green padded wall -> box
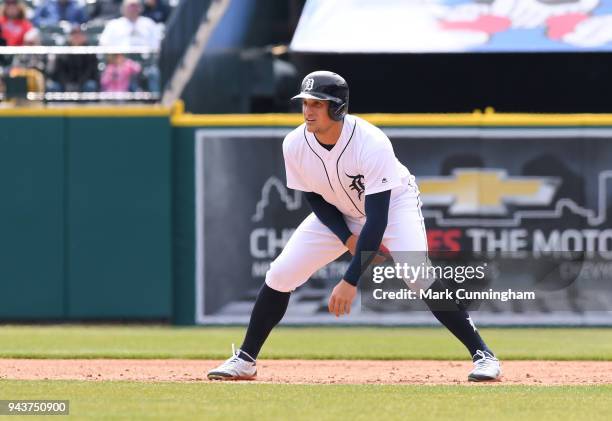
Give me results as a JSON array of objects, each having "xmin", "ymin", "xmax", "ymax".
[
  {"xmin": 0, "ymin": 117, "xmax": 65, "ymax": 319},
  {"xmin": 0, "ymin": 114, "xmax": 172, "ymax": 320}
]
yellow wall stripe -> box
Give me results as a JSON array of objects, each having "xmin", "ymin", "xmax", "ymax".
[
  {"xmin": 170, "ymin": 113, "xmax": 303, "ymax": 126},
  {"xmin": 3, "ymin": 103, "xmax": 612, "ymax": 126},
  {"xmin": 171, "ymin": 111, "xmax": 612, "ymax": 127}
]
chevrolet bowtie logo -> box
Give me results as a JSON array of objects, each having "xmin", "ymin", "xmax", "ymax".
[{"xmin": 419, "ymin": 169, "xmax": 560, "ymax": 215}]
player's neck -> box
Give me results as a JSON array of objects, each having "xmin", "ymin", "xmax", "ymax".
[{"xmin": 315, "ymin": 121, "xmax": 343, "ymax": 145}]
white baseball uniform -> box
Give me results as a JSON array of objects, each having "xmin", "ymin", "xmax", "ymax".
[{"xmin": 265, "ymin": 114, "xmax": 429, "ymax": 292}]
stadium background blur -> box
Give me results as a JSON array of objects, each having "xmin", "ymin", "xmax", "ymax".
[{"xmin": 3, "ymin": 0, "xmax": 612, "ymax": 112}]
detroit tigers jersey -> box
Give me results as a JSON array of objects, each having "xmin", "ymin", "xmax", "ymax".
[{"xmin": 283, "ymin": 114, "xmax": 418, "ymax": 219}]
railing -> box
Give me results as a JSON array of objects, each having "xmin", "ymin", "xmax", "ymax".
[
  {"xmin": 0, "ymin": 46, "xmax": 161, "ymax": 104},
  {"xmin": 0, "ymin": 46, "xmax": 158, "ymax": 54}
]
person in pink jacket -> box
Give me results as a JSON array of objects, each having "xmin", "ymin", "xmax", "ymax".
[{"xmin": 100, "ymin": 54, "xmax": 141, "ymax": 92}]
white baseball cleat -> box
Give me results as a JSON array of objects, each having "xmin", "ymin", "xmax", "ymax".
[
  {"xmin": 468, "ymin": 350, "xmax": 502, "ymax": 382},
  {"xmin": 207, "ymin": 345, "xmax": 257, "ymax": 381}
]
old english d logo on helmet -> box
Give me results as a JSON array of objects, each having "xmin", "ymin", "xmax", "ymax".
[
  {"xmin": 291, "ymin": 70, "xmax": 349, "ymax": 121},
  {"xmin": 304, "ymin": 78, "xmax": 315, "ymax": 91}
]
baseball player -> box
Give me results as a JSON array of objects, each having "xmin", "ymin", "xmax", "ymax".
[{"xmin": 207, "ymin": 71, "xmax": 501, "ymax": 382}]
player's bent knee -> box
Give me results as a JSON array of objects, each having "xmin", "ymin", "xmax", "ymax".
[{"xmin": 265, "ymin": 261, "xmax": 305, "ymax": 293}]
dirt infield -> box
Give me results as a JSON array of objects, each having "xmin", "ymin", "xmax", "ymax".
[{"xmin": 1, "ymin": 359, "xmax": 612, "ymax": 385}]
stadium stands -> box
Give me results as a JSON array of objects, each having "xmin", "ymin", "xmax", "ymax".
[{"xmin": 0, "ymin": 0, "xmax": 175, "ymax": 103}]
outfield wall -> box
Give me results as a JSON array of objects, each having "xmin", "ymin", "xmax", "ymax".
[
  {"xmin": 2, "ymin": 107, "xmax": 612, "ymax": 324},
  {"xmin": 0, "ymin": 107, "xmax": 172, "ymax": 320}
]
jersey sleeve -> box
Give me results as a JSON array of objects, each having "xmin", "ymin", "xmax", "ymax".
[
  {"xmin": 283, "ymin": 139, "xmax": 311, "ymax": 192},
  {"xmin": 363, "ymin": 144, "xmax": 401, "ymax": 195}
]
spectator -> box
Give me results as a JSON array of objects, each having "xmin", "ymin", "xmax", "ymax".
[
  {"xmin": 142, "ymin": 0, "xmax": 170, "ymax": 24},
  {"xmin": 100, "ymin": 53, "xmax": 141, "ymax": 92},
  {"xmin": 0, "ymin": 0, "xmax": 33, "ymax": 46},
  {"xmin": 99, "ymin": 0, "xmax": 160, "ymax": 49},
  {"xmin": 47, "ymin": 25, "xmax": 99, "ymax": 93},
  {"xmin": 32, "ymin": 0, "xmax": 88, "ymax": 27}
]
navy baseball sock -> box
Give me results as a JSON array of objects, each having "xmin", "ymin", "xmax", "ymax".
[
  {"xmin": 423, "ymin": 281, "xmax": 494, "ymax": 359},
  {"xmin": 239, "ymin": 283, "xmax": 291, "ymax": 361}
]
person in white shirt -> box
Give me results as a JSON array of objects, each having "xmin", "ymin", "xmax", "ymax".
[
  {"xmin": 207, "ymin": 71, "xmax": 502, "ymax": 383},
  {"xmin": 99, "ymin": 0, "xmax": 160, "ymax": 49}
]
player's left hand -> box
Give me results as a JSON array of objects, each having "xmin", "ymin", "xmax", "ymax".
[{"xmin": 328, "ymin": 280, "xmax": 357, "ymax": 318}]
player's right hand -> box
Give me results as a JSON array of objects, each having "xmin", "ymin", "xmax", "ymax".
[{"xmin": 328, "ymin": 280, "xmax": 357, "ymax": 317}]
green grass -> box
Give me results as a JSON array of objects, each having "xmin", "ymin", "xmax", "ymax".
[
  {"xmin": 1, "ymin": 326, "xmax": 612, "ymax": 360},
  {"xmin": 0, "ymin": 381, "xmax": 611, "ymax": 420}
]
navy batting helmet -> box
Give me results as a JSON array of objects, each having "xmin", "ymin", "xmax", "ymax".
[{"xmin": 291, "ymin": 71, "xmax": 349, "ymax": 121}]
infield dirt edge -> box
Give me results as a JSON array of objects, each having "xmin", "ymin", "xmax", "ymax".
[{"xmin": 1, "ymin": 359, "xmax": 611, "ymax": 386}]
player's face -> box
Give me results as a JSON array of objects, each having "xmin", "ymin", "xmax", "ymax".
[{"xmin": 302, "ymin": 99, "xmax": 335, "ymax": 133}]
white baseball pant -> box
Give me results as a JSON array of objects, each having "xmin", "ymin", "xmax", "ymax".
[{"xmin": 265, "ymin": 193, "xmax": 430, "ymax": 292}]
